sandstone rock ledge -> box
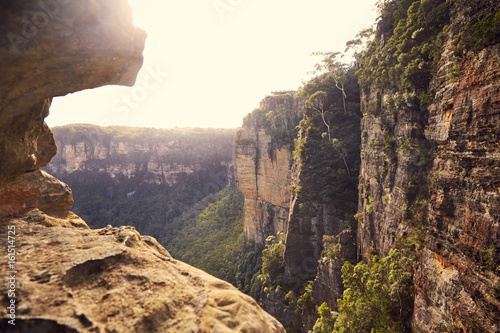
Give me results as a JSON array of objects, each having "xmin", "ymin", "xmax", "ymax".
[
  {"xmin": 0, "ymin": 0, "xmax": 284, "ymax": 330},
  {"xmin": 0, "ymin": 212, "xmax": 285, "ymax": 333}
]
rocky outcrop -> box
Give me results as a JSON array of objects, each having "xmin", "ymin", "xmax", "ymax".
[
  {"xmin": 356, "ymin": 87, "xmax": 430, "ymax": 259},
  {"xmin": 234, "ymin": 92, "xmax": 297, "ymax": 244},
  {"xmin": 0, "ymin": 214, "xmax": 284, "ymax": 333},
  {"xmin": 234, "ymin": 127, "xmax": 291, "ymax": 243},
  {"xmin": 311, "ymin": 230, "xmax": 356, "ymax": 312},
  {"xmin": 284, "ymin": 166, "xmax": 352, "ymax": 281},
  {"xmin": 0, "ymin": 0, "xmax": 284, "ymax": 332},
  {"xmin": 0, "ymin": 0, "xmax": 146, "ymax": 183},
  {"xmin": 0, "ymin": 170, "xmax": 72, "ymax": 217}
]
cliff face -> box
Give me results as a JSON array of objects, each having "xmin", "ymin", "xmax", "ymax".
[
  {"xmin": 234, "ymin": 93, "xmax": 298, "ymax": 243},
  {"xmin": 356, "ymin": 0, "xmax": 500, "ymax": 331},
  {"xmin": 46, "ymin": 125, "xmax": 234, "ymax": 185},
  {"xmin": 233, "ymin": 1, "xmax": 499, "ymax": 331},
  {"xmin": 234, "ymin": 127, "xmax": 291, "ymax": 243},
  {"xmin": 0, "ymin": 1, "xmax": 284, "ymax": 332},
  {"xmin": 413, "ymin": 2, "xmax": 500, "ymax": 331}
]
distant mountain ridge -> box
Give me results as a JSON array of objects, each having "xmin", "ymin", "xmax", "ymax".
[
  {"xmin": 43, "ymin": 124, "xmax": 237, "ymax": 238},
  {"xmin": 45, "ymin": 124, "xmax": 236, "ymax": 185}
]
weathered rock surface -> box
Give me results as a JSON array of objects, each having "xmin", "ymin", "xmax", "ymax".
[
  {"xmin": 0, "ymin": 168, "xmax": 88, "ymax": 228},
  {"xmin": 356, "ymin": 85, "xmax": 428, "ymax": 259},
  {"xmin": 0, "ymin": 0, "xmax": 284, "ymax": 331},
  {"xmin": 0, "ymin": 170, "xmax": 72, "ymax": 217},
  {"xmin": 0, "ymin": 0, "xmax": 146, "ymax": 183},
  {"xmin": 0, "ymin": 214, "xmax": 285, "ymax": 333},
  {"xmin": 413, "ymin": 3, "xmax": 500, "ymax": 331},
  {"xmin": 234, "ymin": 127, "xmax": 291, "ymax": 243},
  {"xmin": 311, "ymin": 230, "xmax": 356, "ymax": 312},
  {"xmin": 356, "ymin": 1, "xmax": 500, "ymax": 331}
]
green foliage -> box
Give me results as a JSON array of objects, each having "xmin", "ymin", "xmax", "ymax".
[
  {"xmin": 261, "ymin": 232, "xmax": 286, "ymax": 285},
  {"xmin": 293, "ymin": 71, "xmax": 361, "ymax": 209},
  {"xmin": 62, "ymin": 165, "xmax": 230, "ymax": 238},
  {"xmin": 242, "ymin": 92, "xmax": 301, "ymax": 149},
  {"xmin": 382, "ymin": 128, "xmax": 396, "ymax": 163},
  {"xmin": 454, "ymin": 10, "xmax": 500, "ymax": 54},
  {"xmin": 167, "ymin": 184, "xmax": 263, "ymax": 299},
  {"xmin": 322, "ymin": 235, "xmax": 342, "ymax": 260},
  {"xmin": 332, "ymin": 249, "xmax": 415, "ymax": 333},
  {"xmin": 357, "ymin": 0, "xmax": 450, "ymax": 95},
  {"xmin": 49, "ymin": 125, "xmax": 264, "ymax": 298},
  {"xmin": 310, "ymin": 303, "xmax": 337, "ymax": 333},
  {"xmin": 481, "ymin": 244, "xmax": 499, "ymax": 271},
  {"xmin": 430, "ymin": 167, "xmax": 443, "ymax": 183}
]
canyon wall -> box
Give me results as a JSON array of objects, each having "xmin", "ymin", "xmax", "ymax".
[
  {"xmin": 234, "ymin": 92, "xmax": 298, "ymax": 243},
  {"xmin": 233, "ymin": 1, "xmax": 499, "ymax": 331},
  {"xmin": 0, "ymin": 1, "xmax": 284, "ymax": 332},
  {"xmin": 234, "ymin": 127, "xmax": 291, "ymax": 243},
  {"xmin": 414, "ymin": 2, "xmax": 500, "ymax": 330},
  {"xmin": 356, "ymin": 0, "xmax": 500, "ymax": 331},
  {"xmin": 46, "ymin": 125, "xmax": 234, "ymax": 185}
]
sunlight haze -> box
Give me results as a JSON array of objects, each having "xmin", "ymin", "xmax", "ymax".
[{"xmin": 46, "ymin": 0, "xmax": 378, "ymax": 129}]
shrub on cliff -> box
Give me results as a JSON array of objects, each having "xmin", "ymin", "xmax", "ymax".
[
  {"xmin": 310, "ymin": 249, "xmax": 414, "ymax": 333},
  {"xmin": 356, "ymin": 0, "xmax": 449, "ymax": 103}
]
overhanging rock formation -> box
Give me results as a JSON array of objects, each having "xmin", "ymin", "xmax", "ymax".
[{"xmin": 0, "ymin": 1, "xmax": 285, "ymax": 332}]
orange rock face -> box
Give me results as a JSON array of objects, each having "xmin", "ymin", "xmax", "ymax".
[
  {"xmin": 234, "ymin": 127, "xmax": 291, "ymax": 243},
  {"xmin": 357, "ymin": 1, "xmax": 500, "ymax": 331}
]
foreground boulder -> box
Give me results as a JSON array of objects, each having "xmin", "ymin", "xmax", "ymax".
[{"xmin": 0, "ymin": 213, "xmax": 284, "ymax": 332}]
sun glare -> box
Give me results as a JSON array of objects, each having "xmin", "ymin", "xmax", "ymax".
[{"xmin": 46, "ymin": 0, "xmax": 377, "ymax": 129}]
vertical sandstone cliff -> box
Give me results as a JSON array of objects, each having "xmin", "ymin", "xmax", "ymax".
[
  {"xmin": 234, "ymin": 83, "xmax": 361, "ymax": 331},
  {"xmin": 356, "ymin": 0, "xmax": 500, "ymax": 331},
  {"xmin": 0, "ymin": 1, "xmax": 285, "ymax": 332},
  {"xmin": 233, "ymin": 1, "xmax": 499, "ymax": 331},
  {"xmin": 234, "ymin": 92, "xmax": 298, "ymax": 243},
  {"xmin": 414, "ymin": 2, "xmax": 500, "ymax": 331},
  {"xmin": 234, "ymin": 127, "xmax": 291, "ymax": 243}
]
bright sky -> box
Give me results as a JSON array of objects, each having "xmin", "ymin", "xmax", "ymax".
[{"xmin": 46, "ymin": 0, "xmax": 378, "ymax": 129}]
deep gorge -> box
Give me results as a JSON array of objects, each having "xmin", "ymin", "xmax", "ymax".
[{"xmin": 1, "ymin": 0, "xmax": 499, "ymax": 332}]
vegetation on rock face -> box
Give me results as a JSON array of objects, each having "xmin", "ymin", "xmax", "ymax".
[
  {"xmin": 293, "ymin": 69, "xmax": 361, "ymax": 214},
  {"xmin": 311, "ymin": 250, "xmax": 414, "ymax": 333},
  {"xmin": 356, "ymin": 0, "xmax": 449, "ymax": 107},
  {"xmin": 258, "ymin": 232, "xmax": 315, "ymax": 331},
  {"xmin": 242, "ymin": 92, "xmax": 301, "ymax": 149},
  {"xmin": 454, "ymin": 9, "xmax": 500, "ymax": 54}
]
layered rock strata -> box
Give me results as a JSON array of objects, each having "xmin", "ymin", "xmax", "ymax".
[
  {"xmin": 234, "ymin": 127, "xmax": 291, "ymax": 243},
  {"xmin": 356, "ymin": 1, "xmax": 500, "ymax": 331},
  {"xmin": 45, "ymin": 125, "xmax": 233, "ymax": 185},
  {"xmin": 413, "ymin": 3, "xmax": 500, "ymax": 331}
]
